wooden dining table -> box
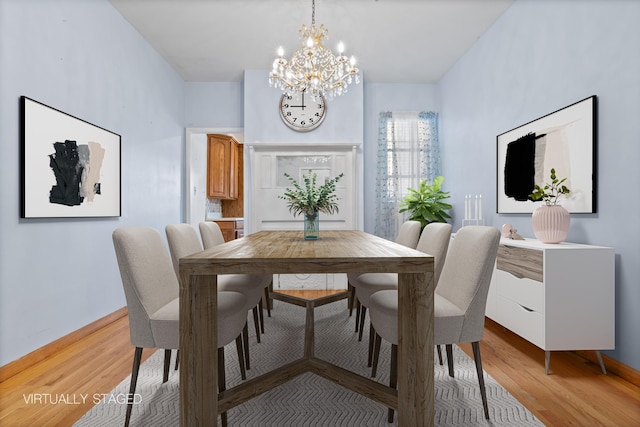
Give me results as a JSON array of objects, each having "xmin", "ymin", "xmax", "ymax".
[{"xmin": 178, "ymin": 230, "xmax": 435, "ymax": 426}]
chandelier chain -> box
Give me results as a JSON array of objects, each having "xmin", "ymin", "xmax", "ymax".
[{"xmin": 311, "ymin": 0, "xmax": 315, "ymax": 25}]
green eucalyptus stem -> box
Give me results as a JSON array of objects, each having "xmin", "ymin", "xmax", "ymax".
[{"xmin": 279, "ymin": 171, "xmax": 344, "ymax": 217}]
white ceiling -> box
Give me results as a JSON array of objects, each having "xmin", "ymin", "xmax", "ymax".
[{"xmin": 108, "ymin": 0, "xmax": 513, "ymax": 84}]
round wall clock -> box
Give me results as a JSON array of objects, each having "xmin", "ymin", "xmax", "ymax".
[{"xmin": 279, "ymin": 91, "xmax": 326, "ymax": 131}]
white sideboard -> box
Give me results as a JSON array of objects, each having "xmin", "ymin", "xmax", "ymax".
[{"xmin": 485, "ymin": 237, "xmax": 615, "ymax": 374}]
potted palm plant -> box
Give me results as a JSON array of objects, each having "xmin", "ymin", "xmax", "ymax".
[
  {"xmin": 529, "ymin": 168, "xmax": 571, "ymax": 243},
  {"xmin": 399, "ymin": 176, "xmax": 452, "ymax": 229},
  {"xmin": 280, "ymin": 170, "xmax": 344, "ymax": 239}
]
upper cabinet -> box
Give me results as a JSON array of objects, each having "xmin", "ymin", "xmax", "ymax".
[{"xmin": 207, "ymin": 134, "xmax": 238, "ymax": 200}]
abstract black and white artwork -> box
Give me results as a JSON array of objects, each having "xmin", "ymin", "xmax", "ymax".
[
  {"xmin": 497, "ymin": 96, "xmax": 596, "ymax": 214},
  {"xmin": 21, "ymin": 96, "xmax": 121, "ymax": 218}
]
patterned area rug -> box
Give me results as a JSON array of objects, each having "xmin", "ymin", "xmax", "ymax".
[{"xmin": 74, "ymin": 300, "xmax": 544, "ymax": 426}]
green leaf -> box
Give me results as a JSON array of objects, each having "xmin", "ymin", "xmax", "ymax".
[{"xmin": 398, "ymin": 176, "xmax": 451, "ymax": 228}]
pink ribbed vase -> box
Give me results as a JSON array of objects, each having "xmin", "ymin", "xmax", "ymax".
[{"xmin": 532, "ymin": 205, "xmax": 570, "ymax": 244}]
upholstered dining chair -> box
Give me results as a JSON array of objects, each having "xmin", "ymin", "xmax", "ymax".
[
  {"xmin": 199, "ymin": 220, "xmax": 226, "ymax": 248},
  {"xmin": 112, "ymin": 226, "xmax": 247, "ymax": 427},
  {"xmin": 356, "ymin": 222, "xmax": 452, "ymax": 367},
  {"xmin": 166, "ymin": 223, "xmax": 271, "ymax": 371},
  {"xmin": 367, "ymin": 225, "xmax": 501, "ymax": 421},
  {"xmin": 199, "ymin": 221, "xmax": 273, "ymax": 321},
  {"xmin": 346, "ymin": 220, "xmax": 422, "ymax": 331}
]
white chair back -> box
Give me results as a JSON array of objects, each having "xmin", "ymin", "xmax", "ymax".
[
  {"xmin": 199, "ymin": 221, "xmax": 226, "ymax": 249},
  {"xmin": 416, "ymin": 222, "xmax": 452, "ymax": 286},
  {"xmin": 395, "ymin": 220, "xmax": 421, "ymax": 248},
  {"xmin": 435, "ymin": 226, "xmax": 500, "ymax": 343},
  {"xmin": 165, "ymin": 223, "xmax": 203, "ymax": 282},
  {"xmin": 112, "ymin": 226, "xmax": 179, "ymax": 349}
]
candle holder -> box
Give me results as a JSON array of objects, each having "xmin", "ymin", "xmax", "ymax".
[{"xmin": 462, "ymin": 194, "xmax": 484, "ymax": 227}]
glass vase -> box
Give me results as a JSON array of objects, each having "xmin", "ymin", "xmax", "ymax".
[{"xmin": 304, "ymin": 212, "xmax": 319, "ymax": 240}]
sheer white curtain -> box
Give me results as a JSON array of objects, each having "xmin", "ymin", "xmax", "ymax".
[{"xmin": 374, "ymin": 111, "xmax": 440, "ymax": 240}]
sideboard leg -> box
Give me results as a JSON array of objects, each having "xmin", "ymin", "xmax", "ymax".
[
  {"xmin": 545, "ymin": 351, "xmax": 550, "ymax": 375},
  {"xmin": 596, "ymin": 350, "xmax": 607, "ymax": 374}
]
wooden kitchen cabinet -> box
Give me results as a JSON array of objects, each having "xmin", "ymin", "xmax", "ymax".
[
  {"xmin": 207, "ymin": 134, "xmax": 238, "ymax": 199},
  {"xmin": 212, "ymin": 219, "xmax": 244, "ymax": 242}
]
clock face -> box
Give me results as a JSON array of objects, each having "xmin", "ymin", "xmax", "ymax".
[{"xmin": 279, "ymin": 91, "xmax": 326, "ymax": 131}]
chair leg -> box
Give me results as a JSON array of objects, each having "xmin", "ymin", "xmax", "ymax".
[
  {"xmin": 358, "ymin": 305, "xmax": 367, "ymax": 341},
  {"xmin": 235, "ymin": 334, "xmax": 246, "ymax": 380},
  {"xmin": 242, "ymin": 322, "xmax": 250, "ymax": 370},
  {"xmin": 348, "ymin": 283, "xmax": 356, "ymax": 316},
  {"xmin": 163, "ymin": 349, "xmax": 171, "ymax": 383},
  {"xmin": 174, "ymin": 349, "xmax": 180, "ymax": 370},
  {"xmin": 124, "ymin": 347, "xmax": 143, "ymax": 427},
  {"xmin": 355, "ymin": 299, "xmax": 361, "ymax": 332},
  {"xmin": 252, "ymin": 306, "xmax": 261, "ymax": 343},
  {"xmin": 367, "ymin": 322, "xmax": 376, "ymax": 367},
  {"xmin": 446, "ymin": 344, "xmax": 455, "ymax": 377},
  {"xmin": 436, "ymin": 345, "xmax": 443, "ymax": 365},
  {"xmin": 388, "ymin": 344, "xmax": 398, "ymax": 423},
  {"xmin": 258, "ymin": 299, "xmax": 265, "ymax": 334},
  {"xmin": 472, "ymin": 341, "xmax": 490, "ymax": 420},
  {"xmin": 263, "ymin": 287, "xmax": 271, "ymax": 318},
  {"xmin": 218, "ymin": 347, "xmax": 228, "ymax": 427},
  {"xmin": 371, "ymin": 332, "xmax": 382, "ymax": 377}
]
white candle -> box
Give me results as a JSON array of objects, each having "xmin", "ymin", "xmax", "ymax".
[
  {"xmin": 478, "ymin": 194, "xmax": 483, "ymax": 221},
  {"xmin": 475, "ymin": 195, "xmax": 479, "ymax": 220},
  {"xmin": 465, "ymin": 195, "xmax": 469, "ymax": 220},
  {"xmin": 464, "ymin": 195, "xmax": 467, "ymax": 219}
]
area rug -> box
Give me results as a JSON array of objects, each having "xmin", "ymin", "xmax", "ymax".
[{"xmin": 74, "ymin": 300, "xmax": 544, "ymax": 426}]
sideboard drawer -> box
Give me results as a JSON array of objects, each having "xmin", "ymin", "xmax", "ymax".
[
  {"xmin": 496, "ymin": 294, "xmax": 544, "ymax": 348},
  {"xmin": 493, "ymin": 268, "xmax": 544, "ymax": 314},
  {"xmin": 496, "ymin": 244, "xmax": 543, "ymax": 282}
]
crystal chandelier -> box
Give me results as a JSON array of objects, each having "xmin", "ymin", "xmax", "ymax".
[{"xmin": 269, "ymin": 0, "xmax": 360, "ymax": 100}]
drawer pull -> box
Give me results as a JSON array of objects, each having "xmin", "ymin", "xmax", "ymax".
[
  {"xmin": 518, "ymin": 304, "xmax": 534, "ymax": 313},
  {"xmin": 508, "ymin": 271, "xmax": 525, "ymax": 280}
]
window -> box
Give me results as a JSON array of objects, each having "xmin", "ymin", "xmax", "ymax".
[{"xmin": 374, "ymin": 111, "xmax": 441, "ymax": 240}]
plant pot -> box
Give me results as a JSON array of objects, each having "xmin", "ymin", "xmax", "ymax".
[
  {"xmin": 304, "ymin": 212, "xmax": 319, "ymax": 240},
  {"xmin": 532, "ymin": 204, "xmax": 570, "ymax": 244}
]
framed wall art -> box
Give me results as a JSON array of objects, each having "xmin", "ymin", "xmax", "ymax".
[
  {"xmin": 20, "ymin": 96, "xmax": 121, "ymax": 218},
  {"xmin": 496, "ymin": 95, "xmax": 597, "ymax": 214}
]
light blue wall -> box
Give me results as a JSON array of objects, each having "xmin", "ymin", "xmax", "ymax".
[
  {"xmin": 439, "ymin": 0, "xmax": 640, "ymax": 369},
  {"xmin": 243, "ymin": 70, "xmax": 364, "ymax": 144},
  {"xmin": 185, "ymin": 82, "xmax": 243, "ymax": 128},
  {"xmin": 0, "ymin": 0, "xmax": 185, "ymax": 365},
  {"xmin": 362, "ymin": 83, "xmax": 440, "ymax": 233}
]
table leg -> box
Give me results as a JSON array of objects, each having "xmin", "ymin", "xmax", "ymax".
[
  {"xmin": 397, "ymin": 271, "xmax": 434, "ymax": 427},
  {"xmin": 180, "ymin": 274, "xmax": 219, "ymax": 426},
  {"xmin": 304, "ymin": 301, "xmax": 315, "ymax": 358}
]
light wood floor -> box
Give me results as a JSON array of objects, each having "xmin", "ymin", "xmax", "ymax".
[{"xmin": 1, "ymin": 293, "xmax": 639, "ymax": 426}]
